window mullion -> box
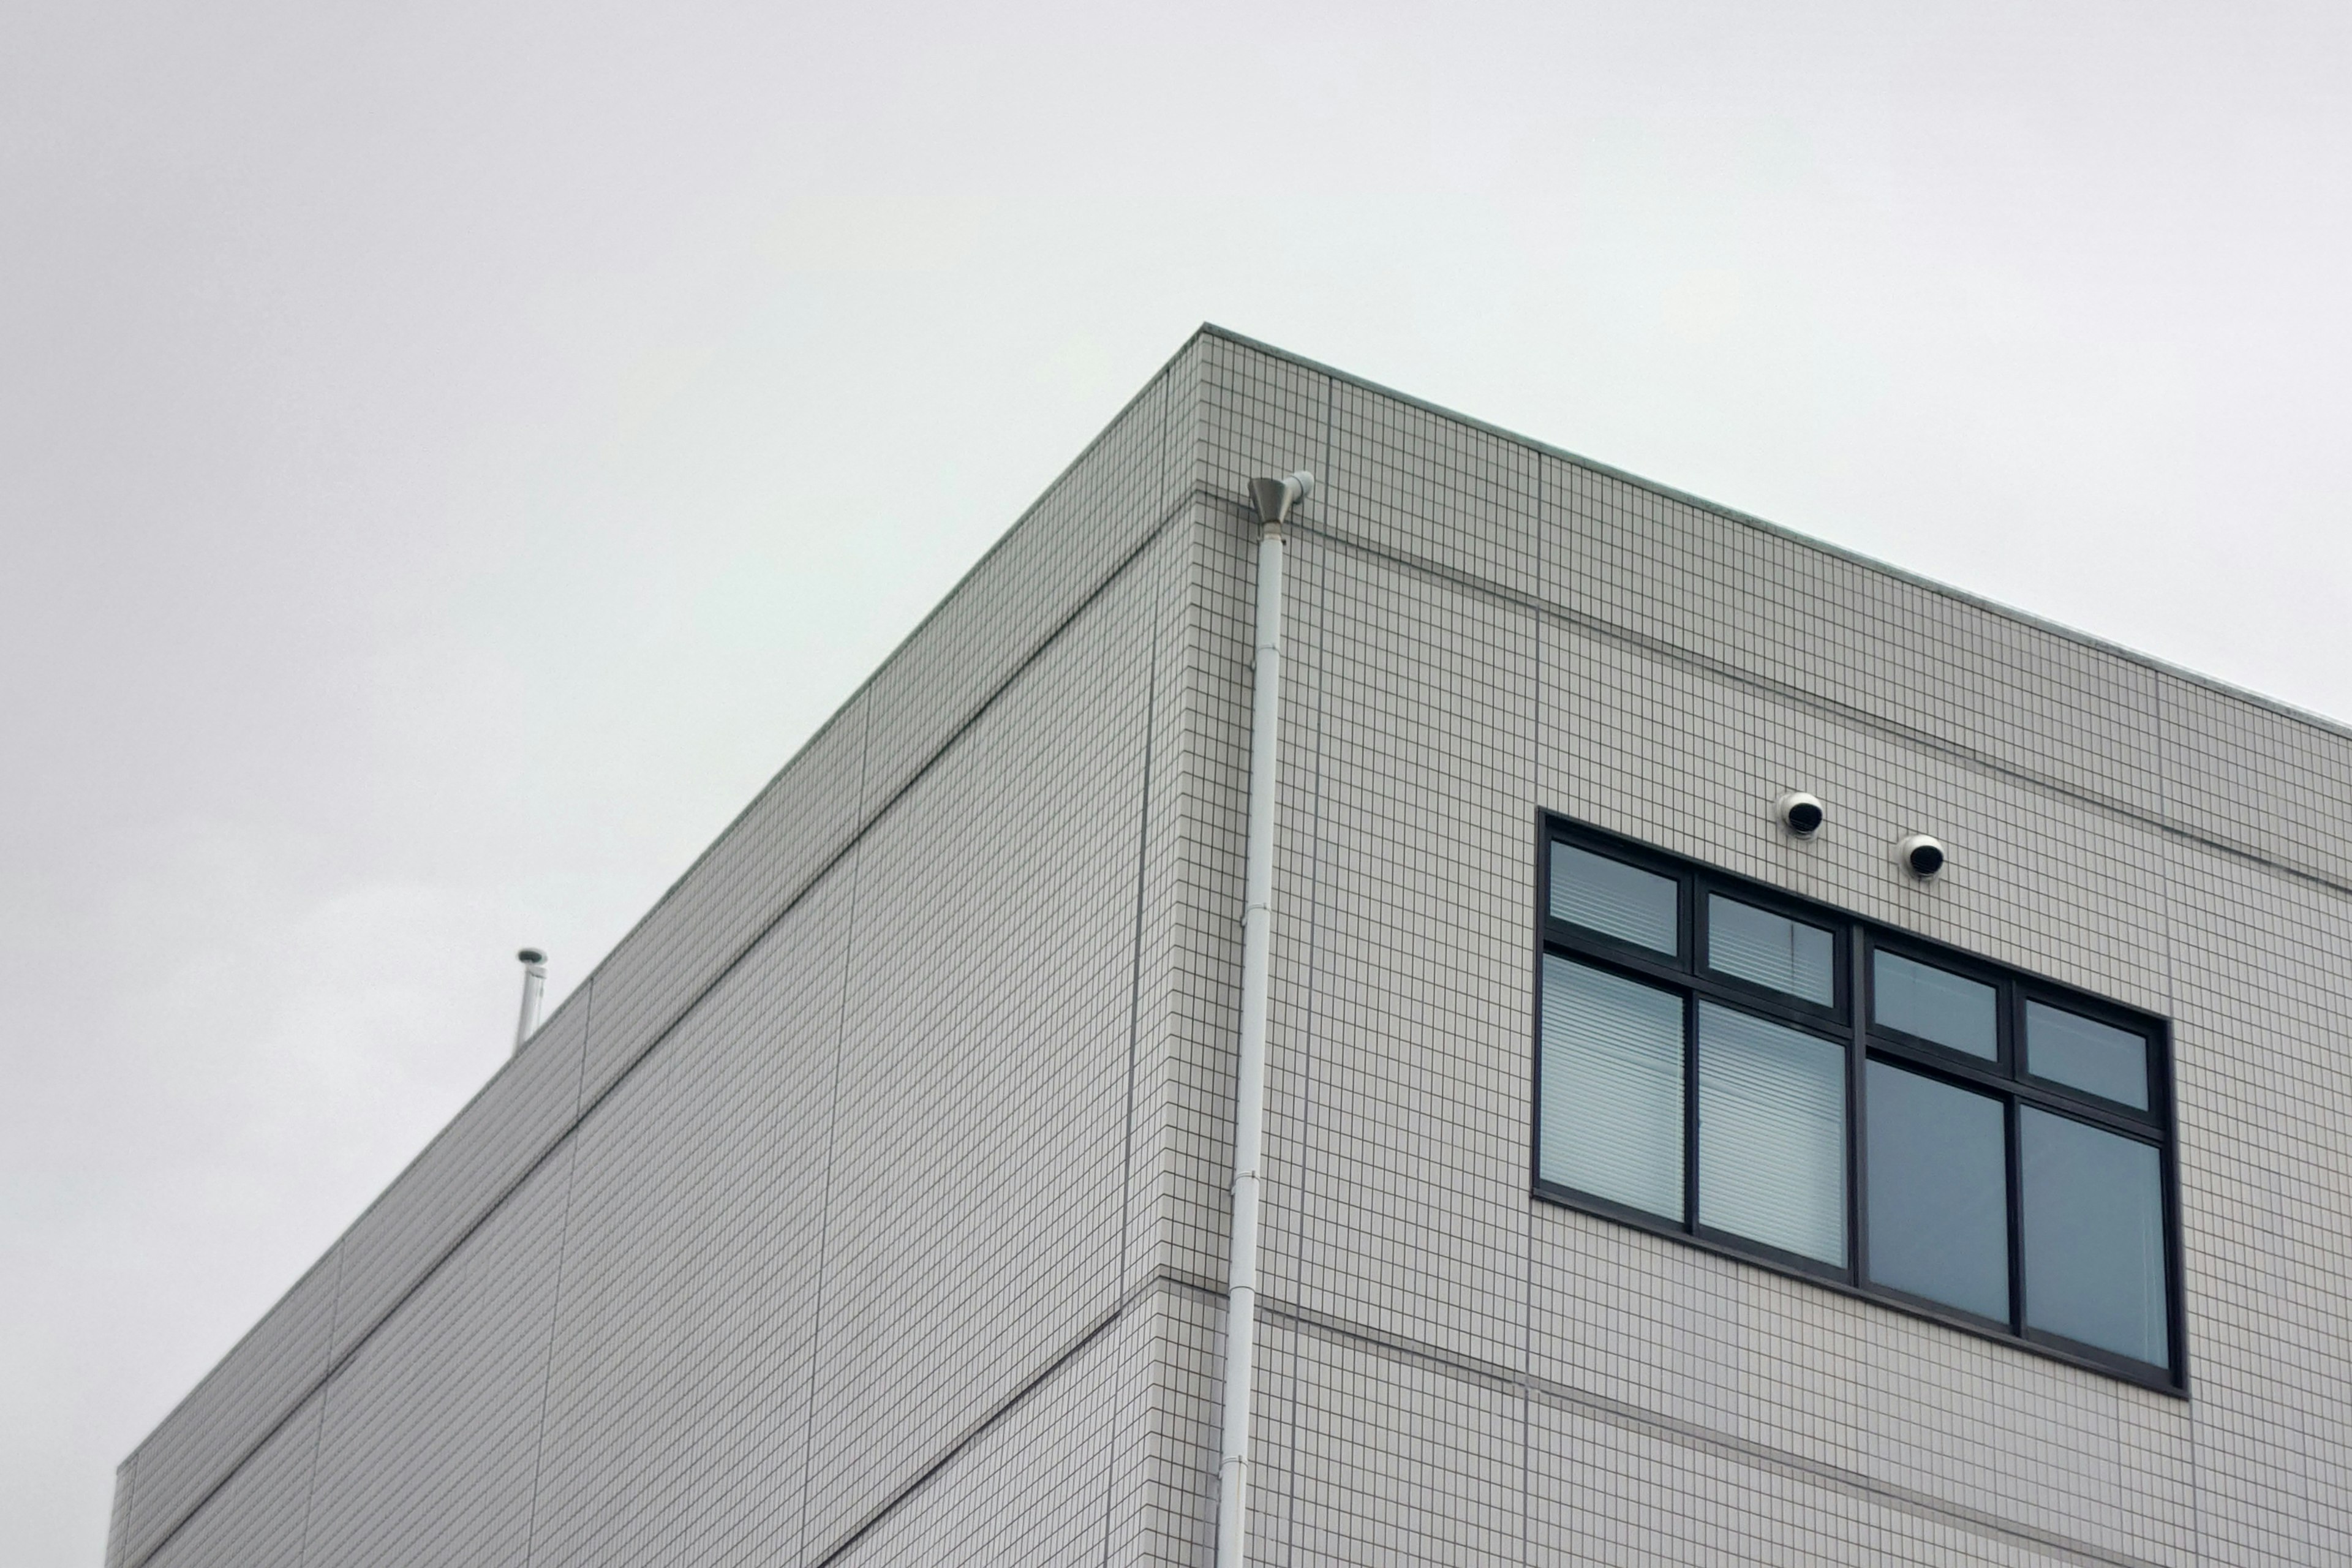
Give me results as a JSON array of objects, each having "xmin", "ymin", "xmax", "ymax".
[
  {"xmin": 1536, "ymin": 813, "xmax": 2179, "ymax": 1389},
  {"xmin": 2005, "ymin": 1096, "xmax": 2026, "ymax": 1334},
  {"xmin": 1682, "ymin": 990, "xmax": 1700, "ymax": 1235},
  {"xmin": 1848, "ymin": 923, "xmax": 1868, "ymax": 1286},
  {"xmin": 2007, "ymin": 1078, "xmax": 2165, "ymax": 1137}
]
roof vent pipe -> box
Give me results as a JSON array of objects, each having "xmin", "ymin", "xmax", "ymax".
[
  {"xmin": 1215, "ymin": 470, "xmax": 1312, "ymax": 1568},
  {"xmin": 513, "ymin": 948, "xmax": 547, "ymax": 1055}
]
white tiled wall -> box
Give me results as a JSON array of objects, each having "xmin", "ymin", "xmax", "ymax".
[
  {"xmin": 1190, "ymin": 329, "xmax": 2350, "ymax": 1567},
  {"xmin": 112, "ymin": 328, "xmax": 2352, "ymax": 1568}
]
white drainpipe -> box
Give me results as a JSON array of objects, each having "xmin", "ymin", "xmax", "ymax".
[{"xmin": 1215, "ymin": 471, "xmax": 1313, "ymax": 1568}]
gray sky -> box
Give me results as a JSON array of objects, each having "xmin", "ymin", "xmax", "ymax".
[{"xmin": 5, "ymin": 2, "xmax": 2348, "ymax": 1561}]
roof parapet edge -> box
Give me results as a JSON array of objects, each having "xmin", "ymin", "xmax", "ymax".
[{"xmin": 1196, "ymin": 322, "xmax": 2352, "ymax": 748}]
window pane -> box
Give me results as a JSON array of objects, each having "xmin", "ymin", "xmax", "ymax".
[
  {"xmin": 1550, "ymin": 842, "xmax": 1678, "ymax": 954},
  {"xmin": 2026, "ymin": 1003, "xmax": 2149, "ymax": 1110},
  {"xmin": 1864, "ymin": 1061, "xmax": 2009, "ymax": 1320},
  {"xmin": 1871, "ymin": 951, "xmax": 1997, "ymax": 1059},
  {"xmin": 1708, "ymin": 895, "xmax": 1836, "ymax": 1005},
  {"xmin": 1697, "ymin": 1004, "xmax": 1847, "ymax": 1264},
  {"xmin": 2021, "ymin": 1108, "xmax": 2169, "ymax": 1367},
  {"xmin": 1539, "ymin": 957, "xmax": 1685, "ymax": 1219}
]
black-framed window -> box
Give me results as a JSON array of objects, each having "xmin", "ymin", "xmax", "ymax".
[{"xmin": 1532, "ymin": 816, "xmax": 2184, "ymax": 1392}]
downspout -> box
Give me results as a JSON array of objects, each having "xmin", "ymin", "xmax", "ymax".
[{"xmin": 1216, "ymin": 470, "xmax": 1313, "ymax": 1568}]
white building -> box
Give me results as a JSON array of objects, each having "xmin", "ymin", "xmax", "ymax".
[{"xmin": 110, "ymin": 328, "xmax": 2346, "ymax": 1566}]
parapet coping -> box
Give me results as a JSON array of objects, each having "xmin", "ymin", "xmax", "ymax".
[{"xmin": 1196, "ymin": 321, "xmax": 2352, "ymax": 751}]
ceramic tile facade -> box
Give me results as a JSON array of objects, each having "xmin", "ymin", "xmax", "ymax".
[{"xmin": 111, "ymin": 328, "xmax": 2352, "ymax": 1567}]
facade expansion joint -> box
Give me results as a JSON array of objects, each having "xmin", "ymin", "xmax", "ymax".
[
  {"xmin": 1262, "ymin": 1291, "xmax": 2173, "ymax": 1568},
  {"xmin": 805, "ymin": 1266, "xmax": 1218, "ymax": 1568},
  {"xmin": 113, "ymin": 459, "xmax": 1223, "ymax": 1568}
]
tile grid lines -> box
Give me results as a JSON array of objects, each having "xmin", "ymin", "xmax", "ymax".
[
  {"xmin": 287, "ymin": 1229, "xmax": 343, "ymax": 1568},
  {"xmin": 1260, "ymin": 1294, "xmax": 2170, "ymax": 1568},
  {"xmin": 788, "ymin": 696, "xmax": 878, "ymax": 1566},
  {"xmin": 536, "ymin": 489, "xmax": 1164, "ymax": 1558},
  {"xmin": 115, "ymin": 478, "xmax": 1208, "ymax": 1568},
  {"xmin": 787, "ymin": 457, "xmax": 1176, "ymax": 1537},
  {"xmin": 543, "ymin": 347, "xmax": 1194, "ymax": 1039},
  {"xmin": 511, "ymin": 979, "xmax": 593, "ymax": 1568},
  {"xmin": 1093, "ymin": 428, "xmax": 1175, "ymax": 1568},
  {"xmin": 1274, "ymin": 375, "xmax": 1339, "ymax": 1568},
  {"xmin": 1191, "ymin": 325, "xmax": 2352, "ymax": 759},
  {"xmin": 671, "ymin": 424, "xmax": 1177, "ymax": 1553},
  {"xmin": 514, "ymin": 1142, "xmax": 582, "ymax": 1564},
  {"xmin": 120, "ymin": 331, "xmax": 2352, "ymax": 1565},
  {"xmin": 105, "ymin": 1460, "xmax": 130, "ymax": 1568},
  {"xmin": 1289, "ymin": 516, "xmax": 2352, "ymax": 913},
  {"xmin": 1518, "ymin": 448, "xmax": 1544, "ymax": 1568},
  {"xmin": 288, "ymin": 1398, "xmax": 325, "ymax": 1568},
  {"xmin": 2151, "ymin": 636, "xmax": 2211, "ymax": 1567},
  {"xmin": 808, "ymin": 1265, "xmax": 1224, "ymax": 1568},
  {"xmin": 507, "ymin": 975, "xmax": 589, "ymax": 1568},
  {"xmin": 110, "ymin": 976, "xmax": 567, "ymax": 1563},
  {"xmin": 111, "ymin": 341, "xmax": 1198, "ymax": 1568},
  {"xmin": 1235, "ymin": 366, "xmax": 1550, "ymax": 1562},
  {"xmin": 1210, "ymin": 347, "xmax": 2222, "ymax": 1562},
  {"xmin": 567, "ymin": 977, "xmax": 593, "ymax": 1118}
]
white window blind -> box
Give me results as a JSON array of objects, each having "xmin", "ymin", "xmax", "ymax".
[
  {"xmin": 1539, "ymin": 956, "xmax": 1684, "ymax": 1220},
  {"xmin": 1697, "ymin": 1003, "xmax": 1847, "ymax": 1264}
]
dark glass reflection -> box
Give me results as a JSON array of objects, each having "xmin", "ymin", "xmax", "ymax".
[
  {"xmin": 1864, "ymin": 1061, "xmax": 2010, "ymax": 1321},
  {"xmin": 2022, "ymin": 1108, "xmax": 2169, "ymax": 1367},
  {"xmin": 2026, "ymin": 1002, "xmax": 2149, "ymax": 1110},
  {"xmin": 1872, "ymin": 951, "xmax": 1997, "ymax": 1059},
  {"xmin": 1550, "ymin": 842, "xmax": 1678, "ymax": 954},
  {"xmin": 1707, "ymin": 895, "xmax": 1836, "ymax": 1005}
]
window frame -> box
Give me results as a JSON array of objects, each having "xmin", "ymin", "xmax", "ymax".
[{"xmin": 1531, "ymin": 813, "xmax": 2186, "ymax": 1395}]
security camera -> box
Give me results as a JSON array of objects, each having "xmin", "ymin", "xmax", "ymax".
[
  {"xmin": 1774, "ymin": 792, "xmax": 1825, "ymax": 839},
  {"xmin": 1898, "ymin": 834, "xmax": 1946, "ymax": 879}
]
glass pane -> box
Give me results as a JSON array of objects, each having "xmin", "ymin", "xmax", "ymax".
[
  {"xmin": 1708, "ymin": 895, "xmax": 1836, "ymax": 1005},
  {"xmin": 1697, "ymin": 1004, "xmax": 1847, "ymax": 1264},
  {"xmin": 1864, "ymin": 1061, "xmax": 2010, "ymax": 1320},
  {"xmin": 1550, "ymin": 842, "xmax": 1678, "ymax": 954},
  {"xmin": 2021, "ymin": 1108, "xmax": 2169, "ymax": 1367},
  {"xmin": 1539, "ymin": 957, "xmax": 1686, "ymax": 1218},
  {"xmin": 2026, "ymin": 1002, "xmax": 2149, "ymax": 1110},
  {"xmin": 1871, "ymin": 951, "xmax": 1997, "ymax": 1059}
]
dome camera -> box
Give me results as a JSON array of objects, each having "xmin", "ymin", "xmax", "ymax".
[
  {"xmin": 1898, "ymin": 834, "xmax": 1946, "ymax": 880},
  {"xmin": 1774, "ymin": 792, "xmax": 1825, "ymax": 838}
]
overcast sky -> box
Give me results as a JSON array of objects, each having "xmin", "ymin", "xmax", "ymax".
[{"xmin": 6, "ymin": 2, "xmax": 2350, "ymax": 1561}]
